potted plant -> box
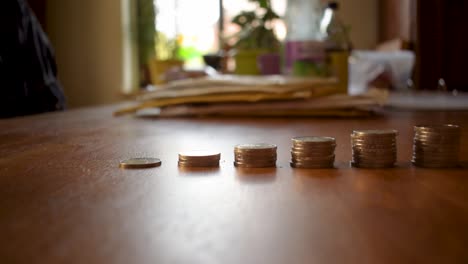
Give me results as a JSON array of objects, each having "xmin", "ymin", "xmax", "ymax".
[{"xmin": 230, "ymin": 0, "xmax": 281, "ymax": 75}]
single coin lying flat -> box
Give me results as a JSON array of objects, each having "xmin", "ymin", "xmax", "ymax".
[{"xmin": 119, "ymin": 158, "xmax": 162, "ymax": 169}]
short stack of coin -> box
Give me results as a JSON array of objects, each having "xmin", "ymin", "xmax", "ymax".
[
  {"xmin": 290, "ymin": 136, "xmax": 336, "ymax": 168},
  {"xmin": 412, "ymin": 124, "xmax": 460, "ymax": 168},
  {"xmin": 351, "ymin": 130, "xmax": 398, "ymax": 168},
  {"xmin": 234, "ymin": 143, "xmax": 277, "ymax": 168},
  {"xmin": 178, "ymin": 150, "xmax": 221, "ymax": 167}
]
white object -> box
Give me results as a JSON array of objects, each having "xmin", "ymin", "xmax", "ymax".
[{"xmin": 349, "ymin": 50, "xmax": 415, "ymax": 95}]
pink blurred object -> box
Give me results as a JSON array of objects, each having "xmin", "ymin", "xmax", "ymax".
[{"xmin": 257, "ymin": 53, "xmax": 281, "ymax": 75}]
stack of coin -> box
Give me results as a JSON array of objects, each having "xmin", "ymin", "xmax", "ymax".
[
  {"xmin": 234, "ymin": 143, "xmax": 277, "ymax": 168},
  {"xmin": 178, "ymin": 150, "xmax": 221, "ymax": 167},
  {"xmin": 351, "ymin": 130, "xmax": 398, "ymax": 168},
  {"xmin": 412, "ymin": 124, "xmax": 460, "ymax": 168},
  {"xmin": 290, "ymin": 136, "xmax": 336, "ymax": 168}
]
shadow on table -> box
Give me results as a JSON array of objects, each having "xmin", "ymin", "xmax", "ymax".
[
  {"xmin": 235, "ymin": 167, "xmax": 277, "ymax": 184},
  {"xmin": 177, "ymin": 166, "xmax": 220, "ymax": 177}
]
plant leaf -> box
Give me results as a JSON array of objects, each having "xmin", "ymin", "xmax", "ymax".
[
  {"xmin": 248, "ymin": 0, "xmax": 269, "ymax": 8},
  {"xmin": 231, "ymin": 11, "xmax": 256, "ymax": 27},
  {"xmin": 262, "ymin": 8, "xmax": 280, "ymax": 22}
]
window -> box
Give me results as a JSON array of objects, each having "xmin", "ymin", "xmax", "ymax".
[{"xmin": 153, "ymin": 0, "xmax": 286, "ymax": 69}]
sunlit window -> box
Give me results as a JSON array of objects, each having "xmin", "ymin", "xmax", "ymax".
[{"xmin": 153, "ymin": 0, "xmax": 286, "ymax": 69}]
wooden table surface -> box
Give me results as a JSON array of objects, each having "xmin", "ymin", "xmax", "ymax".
[{"xmin": 1, "ymin": 105, "xmax": 468, "ymax": 264}]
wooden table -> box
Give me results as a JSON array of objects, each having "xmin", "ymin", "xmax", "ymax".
[{"xmin": 1, "ymin": 105, "xmax": 468, "ymax": 264}]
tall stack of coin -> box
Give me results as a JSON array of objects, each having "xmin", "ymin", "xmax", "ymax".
[
  {"xmin": 351, "ymin": 130, "xmax": 398, "ymax": 168},
  {"xmin": 290, "ymin": 136, "xmax": 336, "ymax": 168},
  {"xmin": 412, "ymin": 124, "xmax": 460, "ymax": 168},
  {"xmin": 178, "ymin": 150, "xmax": 221, "ymax": 167},
  {"xmin": 234, "ymin": 143, "xmax": 277, "ymax": 168}
]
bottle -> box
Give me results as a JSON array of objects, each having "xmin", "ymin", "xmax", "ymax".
[
  {"xmin": 320, "ymin": 1, "xmax": 352, "ymax": 93},
  {"xmin": 284, "ymin": 0, "xmax": 328, "ymax": 77}
]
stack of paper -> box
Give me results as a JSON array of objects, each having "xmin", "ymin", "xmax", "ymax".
[{"xmin": 115, "ymin": 75, "xmax": 387, "ymax": 117}]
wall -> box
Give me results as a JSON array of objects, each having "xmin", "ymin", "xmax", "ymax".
[
  {"xmin": 46, "ymin": 0, "xmax": 130, "ymax": 108},
  {"xmin": 45, "ymin": 0, "xmax": 378, "ymax": 108},
  {"xmin": 336, "ymin": 0, "xmax": 379, "ymax": 49}
]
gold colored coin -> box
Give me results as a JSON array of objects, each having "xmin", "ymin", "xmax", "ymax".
[
  {"xmin": 178, "ymin": 150, "xmax": 221, "ymax": 160},
  {"xmin": 291, "ymin": 154, "xmax": 335, "ymax": 161},
  {"xmin": 350, "ymin": 161, "xmax": 395, "ymax": 169},
  {"xmin": 234, "ymin": 161, "xmax": 276, "ymax": 168},
  {"xmin": 119, "ymin": 158, "xmax": 162, "ymax": 169},
  {"xmin": 235, "ymin": 143, "xmax": 277, "ymax": 151},
  {"xmin": 290, "ymin": 162, "xmax": 334, "ymax": 169},
  {"xmin": 414, "ymin": 124, "xmax": 460, "ymax": 133},
  {"xmin": 178, "ymin": 160, "xmax": 219, "ymax": 168},
  {"xmin": 352, "ymin": 129, "xmax": 398, "ymax": 137}
]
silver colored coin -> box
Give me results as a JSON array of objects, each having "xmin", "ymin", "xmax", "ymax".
[{"xmin": 119, "ymin": 158, "xmax": 162, "ymax": 169}]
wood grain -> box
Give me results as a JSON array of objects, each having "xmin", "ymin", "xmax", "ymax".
[{"xmin": 1, "ymin": 105, "xmax": 468, "ymax": 264}]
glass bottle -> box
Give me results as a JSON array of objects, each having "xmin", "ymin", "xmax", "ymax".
[
  {"xmin": 284, "ymin": 0, "xmax": 328, "ymax": 77},
  {"xmin": 320, "ymin": 1, "xmax": 352, "ymax": 93}
]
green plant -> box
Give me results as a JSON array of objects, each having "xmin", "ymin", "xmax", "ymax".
[
  {"xmin": 231, "ymin": 0, "xmax": 281, "ymax": 51},
  {"xmin": 137, "ymin": 0, "xmax": 156, "ymax": 64},
  {"xmin": 154, "ymin": 31, "xmax": 180, "ymax": 61}
]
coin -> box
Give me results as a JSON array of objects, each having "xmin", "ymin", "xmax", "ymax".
[
  {"xmin": 178, "ymin": 160, "xmax": 219, "ymax": 167},
  {"xmin": 177, "ymin": 150, "xmax": 221, "ymax": 168},
  {"xmin": 291, "ymin": 154, "xmax": 335, "ymax": 162},
  {"xmin": 350, "ymin": 161, "xmax": 395, "ymax": 168},
  {"xmin": 292, "ymin": 136, "xmax": 336, "ymax": 143},
  {"xmin": 178, "ymin": 150, "xmax": 221, "ymax": 159},
  {"xmin": 234, "ymin": 161, "xmax": 276, "ymax": 168},
  {"xmin": 290, "ymin": 162, "xmax": 334, "ymax": 169},
  {"xmin": 414, "ymin": 124, "xmax": 460, "ymax": 132},
  {"xmin": 235, "ymin": 143, "xmax": 277, "ymax": 151},
  {"xmin": 119, "ymin": 158, "xmax": 162, "ymax": 169},
  {"xmin": 291, "ymin": 150, "xmax": 335, "ymax": 157},
  {"xmin": 352, "ymin": 129, "xmax": 398, "ymax": 137},
  {"xmin": 290, "ymin": 136, "xmax": 336, "ymax": 169},
  {"xmin": 412, "ymin": 124, "xmax": 461, "ymax": 168},
  {"xmin": 234, "ymin": 143, "xmax": 277, "ymax": 168},
  {"xmin": 292, "ymin": 136, "xmax": 336, "ymax": 147},
  {"xmin": 350, "ymin": 129, "xmax": 398, "ymax": 168},
  {"xmin": 411, "ymin": 160, "xmax": 459, "ymax": 168}
]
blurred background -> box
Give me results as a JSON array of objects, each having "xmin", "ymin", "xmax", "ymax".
[{"xmin": 25, "ymin": 0, "xmax": 468, "ymax": 108}]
